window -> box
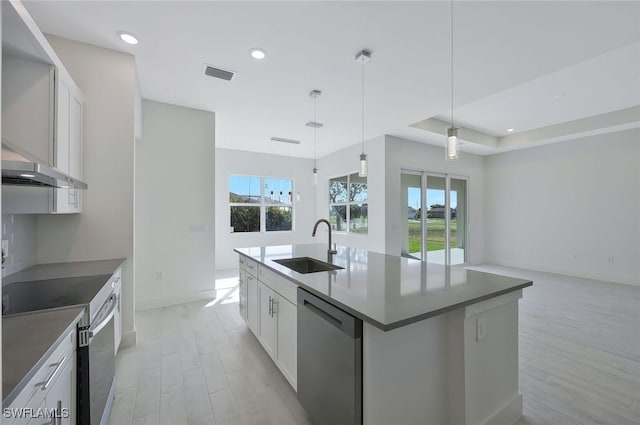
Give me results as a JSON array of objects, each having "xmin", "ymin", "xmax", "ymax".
[
  {"xmin": 329, "ymin": 173, "xmax": 368, "ymax": 234},
  {"xmin": 229, "ymin": 175, "xmax": 293, "ymax": 232}
]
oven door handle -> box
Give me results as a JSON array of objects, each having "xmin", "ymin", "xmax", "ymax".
[{"xmin": 89, "ymin": 294, "xmax": 117, "ymax": 339}]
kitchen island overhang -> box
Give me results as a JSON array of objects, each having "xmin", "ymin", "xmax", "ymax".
[{"xmin": 235, "ymin": 244, "xmax": 532, "ymax": 425}]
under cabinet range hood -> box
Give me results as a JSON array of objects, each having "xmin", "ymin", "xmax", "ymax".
[{"xmin": 1, "ymin": 145, "xmax": 87, "ymax": 189}]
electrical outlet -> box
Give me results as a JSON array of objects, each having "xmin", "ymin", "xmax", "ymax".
[{"xmin": 476, "ymin": 317, "xmax": 486, "ymax": 341}]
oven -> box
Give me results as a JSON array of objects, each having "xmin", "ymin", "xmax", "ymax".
[{"xmin": 77, "ymin": 292, "xmax": 117, "ymax": 425}]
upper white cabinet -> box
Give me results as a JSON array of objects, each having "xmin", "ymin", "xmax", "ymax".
[
  {"xmin": 54, "ymin": 73, "xmax": 84, "ymax": 213},
  {"xmin": 1, "ymin": 0, "xmax": 84, "ymax": 214}
]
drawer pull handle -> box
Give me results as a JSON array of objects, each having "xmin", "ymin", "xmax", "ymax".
[{"xmin": 36, "ymin": 356, "xmax": 66, "ymax": 391}]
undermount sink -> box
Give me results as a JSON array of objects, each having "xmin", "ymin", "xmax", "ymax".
[{"xmin": 273, "ymin": 257, "xmax": 344, "ymax": 274}]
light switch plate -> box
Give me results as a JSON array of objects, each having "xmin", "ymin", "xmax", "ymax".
[{"xmin": 476, "ymin": 317, "xmax": 486, "ymax": 341}]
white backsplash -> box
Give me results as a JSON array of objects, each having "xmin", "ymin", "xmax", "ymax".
[{"xmin": 2, "ymin": 214, "xmax": 37, "ymax": 277}]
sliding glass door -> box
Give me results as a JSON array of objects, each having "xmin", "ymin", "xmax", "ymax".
[{"xmin": 401, "ymin": 170, "xmax": 468, "ymax": 265}]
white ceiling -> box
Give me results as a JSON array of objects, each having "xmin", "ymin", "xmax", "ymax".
[{"xmin": 23, "ymin": 1, "xmax": 640, "ymax": 158}]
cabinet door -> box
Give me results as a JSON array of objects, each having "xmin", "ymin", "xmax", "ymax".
[
  {"xmin": 258, "ymin": 282, "xmax": 277, "ymax": 358},
  {"xmin": 114, "ymin": 276, "xmax": 122, "ymax": 353},
  {"xmin": 54, "ymin": 76, "xmax": 83, "ymax": 214},
  {"xmin": 68, "ymin": 95, "xmax": 82, "ymax": 179},
  {"xmin": 276, "ymin": 296, "xmax": 297, "ymax": 388},
  {"xmin": 44, "ymin": 357, "xmax": 74, "ymax": 425},
  {"xmin": 55, "ymin": 77, "xmax": 70, "ymax": 173},
  {"xmin": 247, "ymin": 274, "xmax": 258, "ymax": 335},
  {"xmin": 238, "ymin": 270, "xmax": 247, "ymax": 321}
]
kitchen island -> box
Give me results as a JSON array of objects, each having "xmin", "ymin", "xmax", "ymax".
[{"xmin": 236, "ymin": 244, "xmax": 532, "ymax": 425}]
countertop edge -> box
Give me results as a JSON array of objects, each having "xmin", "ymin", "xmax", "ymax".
[
  {"xmin": 2, "ymin": 258, "xmax": 126, "ymax": 287},
  {"xmin": 2, "ymin": 307, "xmax": 85, "ymax": 407},
  {"xmin": 236, "ymin": 250, "xmax": 533, "ymax": 332}
]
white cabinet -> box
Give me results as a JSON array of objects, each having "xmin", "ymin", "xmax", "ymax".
[
  {"xmin": 53, "ymin": 72, "xmax": 83, "ymax": 214},
  {"xmin": 1, "ymin": 0, "xmax": 84, "ymax": 215},
  {"xmin": 258, "ymin": 282, "xmax": 278, "ymax": 358},
  {"xmin": 42, "ymin": 355, "xmax": 74, "ymax": 425},
  {"xmin": 113, "ymin": 268, "xmax": 122, "ymax": 353},
  {"xmin": 257, "ymin": 280, "xmax": 298, "ymax": 389},
  {"xmin": 239, "ymin": 257, "xmax": 259, "ymax": 334},
  {"xmin": 238, "ymin": 254, "xmax": 298, "ymax": 389},
  {"xmin": 238, "ymin": 269, "xmax": 248, "ymax": 321},
  {"xmin": 246, "ymin": 274, "xmax": 258, "ymax": 334},
  {"xmin": 5, "ymin": 329, "xmax": 76, "ymax": 425},
  {"xmin": 275, "ymin": 295, "xmax": 297, "ymax": 386}
]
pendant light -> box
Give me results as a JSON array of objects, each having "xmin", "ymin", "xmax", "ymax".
[
  {"xmin": 356, "ymin": 50, "xmax": 371, "ymax": 177},
  {"xmin": 309, "ymin": 89, "xmax": 322, "ymax": 185},
  {"xmin": 446, "ymin": 0, "xmax": 459, "ymax": 160}
]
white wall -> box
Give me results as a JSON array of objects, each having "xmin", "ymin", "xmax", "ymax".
[
  {"xmin": 35, "ymin": 36, "xmax": 137, "ymax": 344},
  {"xmin": 315, "ymin": 137, "xmax": 386, "ymax": 252},
  {"xmin": 384, "ymin": 135, "xmax": 486, "ymax": 264},
  {"xmin": 135, "ymin": 100, "xmax": 215, "ymax": 309},
  {"xmin": 484, "ymin": 128, "xmax": 640, "ymax": 286},
  {"xmin": 215, "ymin": 148, "xmax": 317, "ymax": 270}
]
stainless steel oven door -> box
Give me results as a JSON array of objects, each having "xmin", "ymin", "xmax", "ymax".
[{"xmin": 88, "ymin": 293, "xmax": 116, "ymax": 425}]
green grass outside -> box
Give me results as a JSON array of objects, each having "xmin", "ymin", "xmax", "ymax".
[{"xmin": 408, "ymin": 218, "xmax": 457, "ymax": 253}]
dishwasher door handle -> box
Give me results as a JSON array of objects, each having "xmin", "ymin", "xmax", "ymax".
[
  {"xmin": 303, "ymin": 300, "xmax": 343, "ymax": 329},
  {"xmin": 297, "ymin": 288, "xmax": 362, "ymax": 338}
]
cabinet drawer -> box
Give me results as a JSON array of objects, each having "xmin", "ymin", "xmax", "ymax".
[
  {"xmin": 258, "ymin": 264, "xmax": 297, "ymax": 304},
  {"xmin": 244, "ymin": 258, "xmax": 258, "ymax": 277},
  {"xmin": 6, "ymin": 328, "xmax": 75, "ymax": 415}
]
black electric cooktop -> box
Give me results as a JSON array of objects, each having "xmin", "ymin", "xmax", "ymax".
[{"xmin": 2, "ymin": 274, "xmax": 112, "ymax": 315}]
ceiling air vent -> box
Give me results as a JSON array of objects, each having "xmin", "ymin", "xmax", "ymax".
[{"xmin": 204, "ymin": 64, "xmax": 236, "ymax": 81}]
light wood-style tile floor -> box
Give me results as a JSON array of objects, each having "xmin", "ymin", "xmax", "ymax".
[{"xmin": 108, "ymin": 266, "xmax": 640, "ymax": 425}]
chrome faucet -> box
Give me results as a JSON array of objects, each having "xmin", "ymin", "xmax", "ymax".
[{"xmin": 312, "ymin": 219, "xmax": 338, "ymax": 255}]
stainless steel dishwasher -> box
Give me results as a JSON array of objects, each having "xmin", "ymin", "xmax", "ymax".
[{"xmin": 297, "ymin": 288, "xmax": 363, "ymax": 425}]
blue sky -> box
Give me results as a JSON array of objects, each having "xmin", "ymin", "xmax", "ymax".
[
  {"xmin": 408, "ymin": 189, "xmax": 457, "ymax": 209},
  {"xmin": 230, "ymin": 176, "xmax": 292, "ymax": 197}
]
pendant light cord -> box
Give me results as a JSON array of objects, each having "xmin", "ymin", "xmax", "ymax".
[
  {"xmin": 361, "ymin": 56, "xmax": 365, "ymax": 154},
  {"xmin": 450, "ymin": 0, "xmax": 454, "ymax": 127},
  {"xmin": 314, "ymin": 94, "xmax": 318, "ymax": 168}
]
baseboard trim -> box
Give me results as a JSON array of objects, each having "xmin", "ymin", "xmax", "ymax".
[
  {"xmin": 120, "ymin": 330, "xmax": 137, "ymax": 349},
  {"xmin": 135, "ymin": 289, "xmax": 217, "ymax": 311},
  {"xmin": 482, "ymin": 393, "xmax": 523, "ymax": 425},
  {"xmin": 483, "ymin": 258, "xmax": 639, "ymax": 288}
]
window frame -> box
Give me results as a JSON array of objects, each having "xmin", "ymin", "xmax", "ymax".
[
  {"xmin": 329, "ymin": 172, "xmax": 368, "ymax": 235},
  {"xmin": 229, "ymin": 174, "xmax": 295, "ymax": 233}
]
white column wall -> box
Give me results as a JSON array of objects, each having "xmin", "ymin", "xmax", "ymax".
[{"xmin": 136, "ymin": 100, "xmax": 215, "ymax": 310}]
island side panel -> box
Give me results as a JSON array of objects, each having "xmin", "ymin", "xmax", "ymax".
[
  {"xmin": 362, "ymin": 314, "xmax": 451, "ymax": 425},
  {"xmin": 462, "ymin": 290, "xmax": 522, "ymax": 425}
]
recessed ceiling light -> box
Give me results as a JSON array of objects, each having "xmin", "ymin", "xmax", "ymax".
[
  {"xmin": 117, "ymin": 31, "xmax": 138, "ymax": 45},
  {"xmin": 250, "ymin": 48, "xmax": 266, "ymax": 60},
  {"xmin": 506, "ymin": 128, "xmax": 515, "ymax": 133}
]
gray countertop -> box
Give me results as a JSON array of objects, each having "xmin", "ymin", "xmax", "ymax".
[
  {"xmin": 235, "ymin": 244, "xmax": 532, "ymax": 331},
  {"xmin": 2, "ymin": 307, "xmax": 85, "ymax": 407},
  {"xmin": 3, "ymin": 258, "xmax": 126, "ymax": 286}
]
